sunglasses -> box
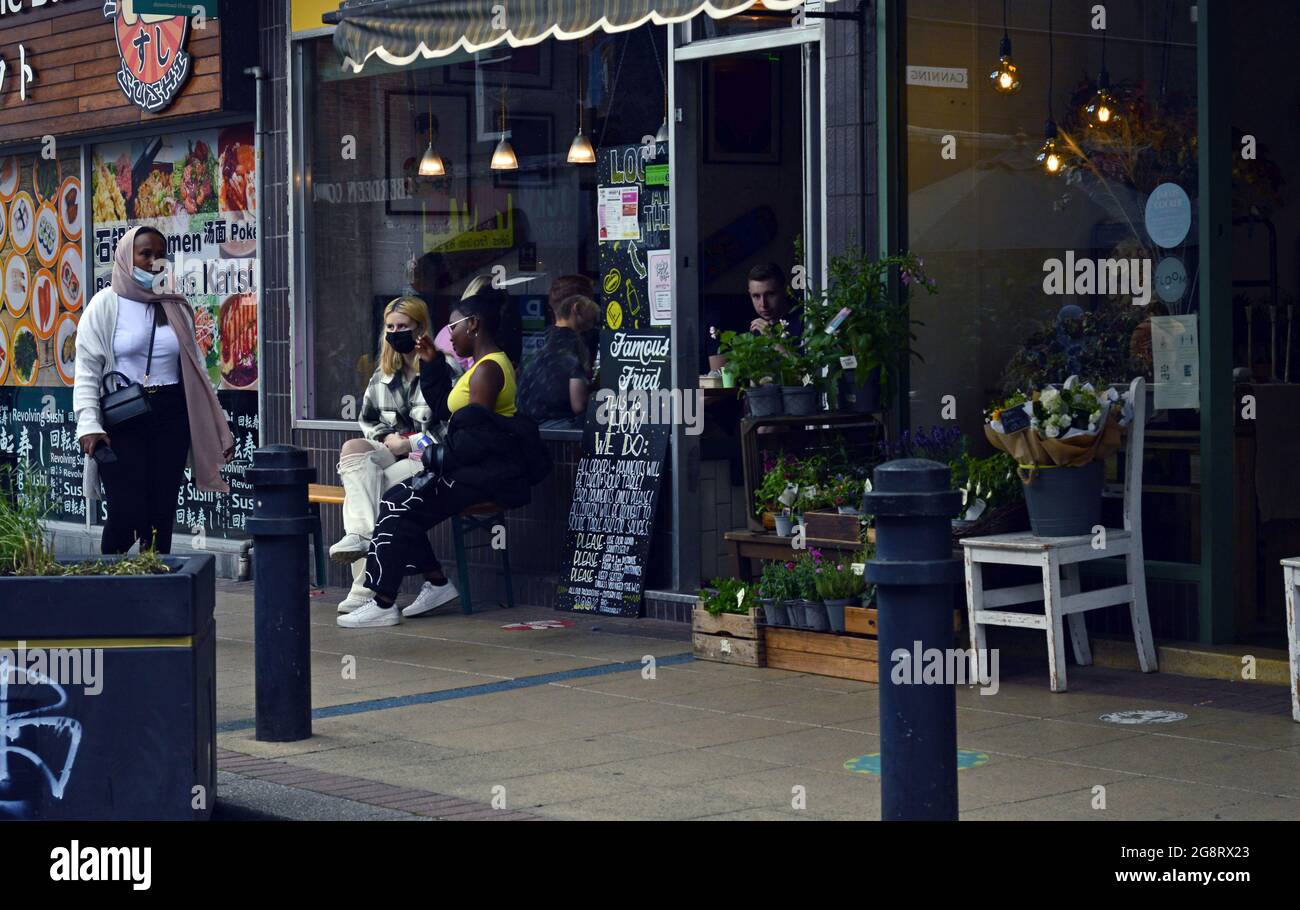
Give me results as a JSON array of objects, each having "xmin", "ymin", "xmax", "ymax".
[{"xmin": 446, "ymin": 314, "xmax": 474, "ymax": 331}]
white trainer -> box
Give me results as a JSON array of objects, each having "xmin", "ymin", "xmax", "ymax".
[
  {"xmin": 329, "ymin": 533, "xmax": 370, "ymax": 563},
  {"xmin": 336, "ymin": 594, "xmax": 370, "ymax": 615},
  {"xmin": 403, "ymin": 580, "xmax": 459, "ymax": 617},
  {"xmin": 337, "ymin": 599, "xmax": 402, "ymax": 628}
]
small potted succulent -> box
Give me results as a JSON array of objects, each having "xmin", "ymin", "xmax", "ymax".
[{"xmin": 758, "ymin": 560, "xmax": 794, "ymax": 626}]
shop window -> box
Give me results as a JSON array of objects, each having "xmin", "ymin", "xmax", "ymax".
[
  {"xmin": 904, "ymin": 1, "xmax": 1201, "ymax": 621},
  {"xmin": 297, "ymin": 28, "xmax": 667, "ymax": 423}
]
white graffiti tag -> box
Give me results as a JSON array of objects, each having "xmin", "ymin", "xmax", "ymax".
[{"xmin": 0, "ymin": 655, "xmax": 82, "ymax": 802}]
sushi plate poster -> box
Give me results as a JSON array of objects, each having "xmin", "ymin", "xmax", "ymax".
[
  {"xmin": 0, "ymin": 148, "xmax": 84, "ymax": 391},
  {"xmin": 90, "ymin": 124, "xmax": 258, "ymax": 395}
]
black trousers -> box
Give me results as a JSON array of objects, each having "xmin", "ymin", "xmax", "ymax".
[
  {"xmin": 99, "ymin": 382, "xmax": 191, "ymax": 555},
  {"xmin": 363, "ymin": 474, "xmax": 482, "ymax": 600}
]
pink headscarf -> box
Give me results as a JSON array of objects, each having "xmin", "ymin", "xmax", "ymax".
[{"xmin": 112, "ymin": 226, "xmax": 234, "ymax": 492}]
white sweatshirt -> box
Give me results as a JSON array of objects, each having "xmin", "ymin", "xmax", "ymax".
[{"xmin": 73, "ymin": 286, "xmax": 199, "ymax": 499}]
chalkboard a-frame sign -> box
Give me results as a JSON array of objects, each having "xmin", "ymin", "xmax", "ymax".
[{"xmin": 555, "ymin": 329, "xmax": 672, "ymax": 617}]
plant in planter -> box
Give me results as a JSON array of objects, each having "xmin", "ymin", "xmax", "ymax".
[
  {"xmin": 0, "ymin": 461, "xmax": 217, "ymax": 820},
  {"xmin": 758, "ymin": 560, "xmax": 795, "ymax": 626},
  {"xmin": 699, "ymin": 576, "xmax": 759, "ymax": 616},
  {"xmin": 949, "ymin": 450, "xmax": 1025, "ymax": 535},
  {"xmin": 985, "ymin": 377, "xmax": 1134, "ymax": 536},
  {"xmin": 813, "ymin": 558, "xmax": 866, "ymax": 633},
  {"xmin": 754, "ymin": 451, "xmax": 800, "ymax": 533},
  {"xmin": 715, "ymin": 325, "xmax": 785, "ymax": 417},
  {"xmin": 792, "ymin": 550, "xmax": 831, "ymax": 632},
  {"xmin": 803, "ymin": 248, "xmax": 938, "ymax": 412}
]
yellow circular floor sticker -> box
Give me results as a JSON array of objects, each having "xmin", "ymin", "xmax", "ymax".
[{"xmin": 605, "ymin": 300, "xmax": 623, "ymax": 329}]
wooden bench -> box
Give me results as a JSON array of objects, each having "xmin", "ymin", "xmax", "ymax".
[{"xmin": 308, "ymin": 483, "xmax": 514, "ymax": 613}]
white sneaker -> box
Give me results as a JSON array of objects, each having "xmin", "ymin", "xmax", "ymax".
[
  {"xmin": 329, "ymin": 533, "xmax": 370, "ymax": 563},
  {"xmin": 337, "ymin": 594, "xmax": 370, "ymax": 615},
  {"xmin": 337, "ymin": 599, "xmax": 402, "ymax": 628},
  {"xmin": 403, "ymin": 580, "xmax": 459, "ymax": 617}
]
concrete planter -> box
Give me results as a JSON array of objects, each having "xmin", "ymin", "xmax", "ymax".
[{"xmin": 0, "ymin": 554, "xmax": 217, "ymax": 820}]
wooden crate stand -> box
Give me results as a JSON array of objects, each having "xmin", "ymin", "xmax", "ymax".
[{"xmin": 692, "ymin": 604, "xmax": 765, "ymax": 667}]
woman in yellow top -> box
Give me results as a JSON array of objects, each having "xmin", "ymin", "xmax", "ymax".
[{"xmin": 341, "ymin": 286, "xmax": 530, "ymax": 628}]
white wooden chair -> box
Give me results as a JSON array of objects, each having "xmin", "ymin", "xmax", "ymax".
[
  {"xmin": 962, "ymin": 377, "xmax": 1156, "ymax": 692},
  {"xmin": 1282, "ymin": 557, "xmax": 1300, "ymax": 723}
]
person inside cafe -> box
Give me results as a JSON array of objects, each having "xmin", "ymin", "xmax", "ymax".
[
  {"xmin": 744, "ymin": 261, "xmax": 800, "ymax": 336},
  {"xmin": 339, "ymin": 286, "xmax": 551, "ymax": 628},
  {"xmin": 516, "ymin": 294, "xmax": 599, "ymax": 429},
  {"xmin": 548, "ymin": 273, "xmax": 598, "ymax": 356}
]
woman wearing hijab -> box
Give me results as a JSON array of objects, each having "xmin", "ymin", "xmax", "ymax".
[{"xmin": 73, "ymin": 226, "xmax": 235, "ymax": 554}]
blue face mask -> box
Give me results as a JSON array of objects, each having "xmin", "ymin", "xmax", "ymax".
[{"xmin": 133, "ymin": 265, "xmax": 159, "ymax": 290}]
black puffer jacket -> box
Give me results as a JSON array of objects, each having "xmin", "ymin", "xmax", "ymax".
[{"xmin": 423, "ymin": 402, "xmax": 552, "ymax": 508}]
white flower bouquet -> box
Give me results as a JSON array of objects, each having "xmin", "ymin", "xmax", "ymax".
[{"xmin": 985, "ymin": 377, "xmax": 1134, "ymax": 471}]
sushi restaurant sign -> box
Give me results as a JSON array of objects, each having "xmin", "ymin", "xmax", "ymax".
[{"xmin": 104, "ymin": 1, "xmax": 194, "ymax": 113}]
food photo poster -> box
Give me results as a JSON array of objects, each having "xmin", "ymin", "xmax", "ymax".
[{"xmin": 91, "ymin": 125, "xmax": 258, "ymax": 394}]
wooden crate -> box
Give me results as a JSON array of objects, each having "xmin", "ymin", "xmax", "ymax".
[
  {"xmin": 764, "ymin": 627, "xmax": 879, "ymax": 682},
  {"xmin": 692, "ymin": 605, "xmax": 765, "ymax": 667},
  {"xmin": 803, "ymin": 509, "xmax": 864, "ymax": 544}
]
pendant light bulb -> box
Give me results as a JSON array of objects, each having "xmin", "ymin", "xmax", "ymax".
[
  {"xmin": 418, "ymin": 143, "xmax": 445, "ymax": 176},
  {"xmin": 990, "ymin": 36, "xmax": 1021, "ymax": 94},
  {"xmin": 1036, "ymin": 121, "xmax": 1064, "ymax": 176},
  {"xmin": 567, "ymin": 130, "xmax": 595, "ymax": 165},
  {"xmin": 1083, "ymin": 70, "xmax": 1121, "ymax": 129},
  {"xmin": 655, "ymin": 117, "xmax": 669, "ymax": 143},
  {"xmin": 491, "ymin": 136, "xmax": 518, "ymax": 171}
]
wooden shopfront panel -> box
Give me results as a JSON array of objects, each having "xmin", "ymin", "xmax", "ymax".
[{"xmin": 0, "ymin": 0, "xmax": 234, "ymax": 144}]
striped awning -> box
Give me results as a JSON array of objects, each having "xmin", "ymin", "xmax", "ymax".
[{"xmin": 326, "ymin": 0, "xmax": 845, "ymax": 73}]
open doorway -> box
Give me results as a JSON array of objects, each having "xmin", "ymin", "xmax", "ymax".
[{"xmin": 695, "ymin": 45, "xmax": 808, "ymax": 373}]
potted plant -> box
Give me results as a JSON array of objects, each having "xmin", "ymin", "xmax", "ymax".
[
  {"xmin": 775, "ymin": 326, "xmax": 821, "ymax": 417},
  {"xmin": 754, "ymin": 452, "xmax": 799, "ymax": 532},
  {"xmin": 694, "ymin": 577, "xmax": 765, "ymax": 667},
  {"xmin": 803, "ymin": 248, "xmax": 938, "ymax": 413},
  {"xmin": 793, "ymin": 551, "xmax": 830, "ymax": 632},
  {"xmin": 715, "ymin": 325, "xmax": 784, "ymax": 417},
  {"xmin": 758, "ymin": 560, "xmax": 794, "ymax": 626},
  {"xmin": 856, "ymin": 542, "xmax": 877, "ymax": 609},
  {"xmin": 699, "ymin": 576, "xmax": 758, "ymax": 616},
  {"xmin": 0, "ymin": 463, "xmax": 217, "ymax": 820},
  {"xmin": 949, "ymin": 450, "xmax": 1027, "ymax": 538},
  {"xmin": 814, "ymin": 559, "xmax": 865, "ymax": 633},
  {"xmin": 985, "ymin": 377, "xmax": 1133, "ymax": 536}
]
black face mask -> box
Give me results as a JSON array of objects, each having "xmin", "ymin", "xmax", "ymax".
[{"xmin": 386, "ymin": 330, "xmax": 417, "ymax": 354}]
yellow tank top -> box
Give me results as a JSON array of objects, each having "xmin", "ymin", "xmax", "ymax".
[{"xmin": 447, "ymin": 351, "xmax": 517, "ymax": 416}]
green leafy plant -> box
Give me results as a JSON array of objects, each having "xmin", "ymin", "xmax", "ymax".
[
  {"xmin": 802, "ymin": 248, "xmax": 938, "ymax": 402},
  {"xmin": 699, "ymin": 576, "xmax": 758, "ymax": 616},
  {"xmin": 949, "ymin": 451, "xmax": 1023, "ymax": 513},
  {"xmin": 753, "ymin": 451, "xmax": 798, "ymax": 518},
  {"xmin": 758, "ymin": 560, "xmax": 797, "ymax": 602},
  {"xmin": 790, "ymin": 551, "xmax": 821, "ymax": 601},
  {"xmin": 0, "ymin": 460, "xmax": 171, "ymax": 577},
  {"xmin": 813, "ymin": 559, "xmax": 866, "ymax": 601},
  {"xmin": 715, "ymin": 325, "xmax": 783, "ymax": 389}
]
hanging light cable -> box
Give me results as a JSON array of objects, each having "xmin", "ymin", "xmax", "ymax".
[
  {"xmin": 990, "ymin": 0, "xmax": 1022, "ymax": 94},
  {"xmin": 1035, "ymin": 0, "xmax": 1064, "ymax": 175},
  {"xmin": 1082, "ymin": 23, "xmax": 1120, "ymax": 128},
  {"xmin": 650, "ymin": 27, "xmax": 669, "ymax": 143},
  {"xmin": 567, "ymin": 39, "xmax": 595, "ymax": 164},
  {"xmin": 418, "ymin": 89, "xmax": 445, "ymax": 176}
]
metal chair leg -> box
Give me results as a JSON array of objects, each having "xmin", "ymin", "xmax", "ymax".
[
  {"xmin": 498, "ymin": 514, "xmax": 515, "ymax": 609},
  {"xmin": 451, "ymin": 514, "xmax": 474, "ymax": 614},
  {"xmin": 310, "ymin": 503, "xmax": 327, "ymax": 588}
]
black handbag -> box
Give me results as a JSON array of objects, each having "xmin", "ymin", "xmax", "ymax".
[{"xmin": 99, "ymin": 304, "xmax": 159, "ymax": 430}]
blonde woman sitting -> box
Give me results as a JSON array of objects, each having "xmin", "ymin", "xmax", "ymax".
[{"xmin": 332, "ymin": 295, "xmax": 457, "ymax": 616}]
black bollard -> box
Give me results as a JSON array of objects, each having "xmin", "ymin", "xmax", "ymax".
[
  {"xmin": 246, "ymin": 444, "xmax": 317, "ymax": 742},
  {"xmin": 863, "ymin": 458, "xmax": 963, "ymax": 821}
]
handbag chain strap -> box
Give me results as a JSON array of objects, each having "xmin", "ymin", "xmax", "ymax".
[{"xmin": 143, "ymin": 303, "xmax": 160, "ymax": 386}]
